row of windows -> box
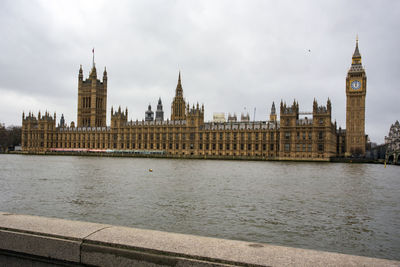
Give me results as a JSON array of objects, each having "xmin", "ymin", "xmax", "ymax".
[
  {"xmin": 284, "ymin": 143, "xmax": 324, "ymax": 152},
  {"xmin": 30, "ymin": 142, "xmax": 276, "ymax": 152},
  {"xmin": 30, "ymin": 142, "xmax": 325, "ymax": 153},
  {"xmin": 284, "ymin": 132, "xmax": 324, "ymax": 140},
  {"xmin": 29, "ymin": 132, "xmax": 278, "ymax": 142}
]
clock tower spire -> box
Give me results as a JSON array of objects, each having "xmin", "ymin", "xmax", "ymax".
[{"xmin": 345, "ymin": 37, "xmax": 367, "ymax": 157}]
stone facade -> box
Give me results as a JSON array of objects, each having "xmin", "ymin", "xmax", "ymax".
[
  {"xmin": 345, "ymin": 38, "xmax": 367, "ymax": 156},
  {"xmin": 21, "ymin": 41, "xmax": 367, "ymax": 160}
]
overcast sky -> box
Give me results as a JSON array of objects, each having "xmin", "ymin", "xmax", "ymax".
[{"xmin": 0, "ymin": 0, "xmax": 399, "ymax": 143}]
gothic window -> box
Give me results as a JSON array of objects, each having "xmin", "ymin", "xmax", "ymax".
[
  {"xmin": 285, "ymin": 132, "xmax": 290, "ymax": 140},
  {"xmin": 302, "ymin": 144, "xmax": 306, "ymax": 152},
  {"xmin": 284, "ymin": 144, "xmax": 290, "ymax": 152},
  {"xmin": 248, "ymin": 144, "xmax": 251, "ymax": 150},
  {"xmin": 296, "ymin": 144, "xmax": 300, "ymax": 152},
  {"xmin": 318, "ymin": 144, "xmax": 324, "ymax": 152},
  {"xmin": 318, "ymin": 132, "xmax": 323, "ymax": 140},
  {"xmin": 308, "ymin": 144, "xmax": 312, "ymax": 152}
]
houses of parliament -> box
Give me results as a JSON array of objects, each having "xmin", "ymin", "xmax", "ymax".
[{"xmin": 21, "ymin": 40, "xmax": 368, "ymax": 160}]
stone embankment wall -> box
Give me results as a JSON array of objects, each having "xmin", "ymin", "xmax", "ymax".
[{"xmin": 0, "ymin": 212, "xmax": 398, "ymax": 266}]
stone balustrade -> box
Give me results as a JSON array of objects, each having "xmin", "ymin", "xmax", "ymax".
[{"xmin": 0, "ymin": 212, "xmax": 398, "ymax": 266}]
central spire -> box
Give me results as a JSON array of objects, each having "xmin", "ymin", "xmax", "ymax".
[
  {"xmin": 176, "ymin": 71, "xmax": 183, "ymax": 97},
  {"xmin": 92, "ymin": 48, "xmax": 95, "ymax": 68}
]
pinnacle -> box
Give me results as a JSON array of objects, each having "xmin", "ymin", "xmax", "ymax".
[{"xmin": 353, "ymin": 39, "xmax": 361, "ymax": 58}]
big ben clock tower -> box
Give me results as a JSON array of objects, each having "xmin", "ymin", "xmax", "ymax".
[{"xmin": 345, "ymin": 38, "xmax": 367, "ymax": 156}]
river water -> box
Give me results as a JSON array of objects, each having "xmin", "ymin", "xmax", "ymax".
[{"xmin": 0, "ymin": 154, "xmax": 399, "ymax": 260}]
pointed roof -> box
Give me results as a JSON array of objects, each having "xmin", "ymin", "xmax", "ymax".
[
  {"xmin": 90, "ymin": 65, "xmax": 97, "ymax": 78},
  {"xmin": 349, "ymin": 37, "xmax": 365, "ymax": 72},
  {"xmin": 175, "ymin": 71, "xmax": 183, "ymax": 97},
  {"xmin": 353, "ymin": 39, "xmax": 361, "ymax": 58},
  {"xmin": 271, "ymin": 101, "xmax": 276, "ymax": 115}
]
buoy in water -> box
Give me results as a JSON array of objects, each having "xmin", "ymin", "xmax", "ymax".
[{"xmin": 149, "ymin": 169, "xmax": 153, "ymax": 172}]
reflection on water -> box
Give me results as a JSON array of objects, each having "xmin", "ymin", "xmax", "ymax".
[{"xmin": 0, "ymin": 154, "xmax": 399, "ymax": 260}]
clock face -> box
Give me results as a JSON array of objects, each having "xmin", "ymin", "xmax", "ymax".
[{"xmin": 351, "ymin": 80, "xmax": 361, "ymax": 90}]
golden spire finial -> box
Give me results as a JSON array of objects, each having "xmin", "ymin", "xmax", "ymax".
[{"xmin": 356, "ymin": 34, "xmax": 358, "ymax": 43}]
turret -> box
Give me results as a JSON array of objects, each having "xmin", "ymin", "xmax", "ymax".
[
  {"xmin": 327, "ymin": 98, "xmax": 332, "ymax": 112},
  {"xmin": 270, "ymin": 101, "xmax": 277, "ymax": 122},
  {"xmin": 145, "ymin": 104, "xmax": 154, "ymax": 121},
  {"xmin": 186, "ymin": 101, "xmax": 204, "ymax": 126},
  {"xmin": 103, "ymin": 67, "xmax": 107, "ymax": 85},
  {"xmin": 313, "ymin": 99, "xmax": 331, "ymax": 127},
  {"xmin": 155, "ymin": 97, "xmax": 164, "ymax": 121},
  {"xmin": 59, "ymin": 114, "xmax": 65, "ymax": 127},
  {"xmin": 111, "ymin": 106, "xmax": 128, "ymax": 128},
  {"xmin": 79, "ymin": 65, "xmax": 83, "ymax": 81},
  {"xmin": 280, "ymin": 99, "xmax": 299, "ymax": 127}
]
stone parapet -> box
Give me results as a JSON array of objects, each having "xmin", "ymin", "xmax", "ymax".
[{"xmin": 0, "ymin": 212, "xmax": 398, "ymax": 266}]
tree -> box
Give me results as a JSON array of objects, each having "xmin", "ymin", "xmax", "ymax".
[{"xmin": 0, "ymin": 123, "xmax": 21, "ymax": 152}]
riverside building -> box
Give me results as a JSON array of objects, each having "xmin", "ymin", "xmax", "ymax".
[{"xmin": 21, "ymin": 40, "xmax": 367, "ymax": 160}]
